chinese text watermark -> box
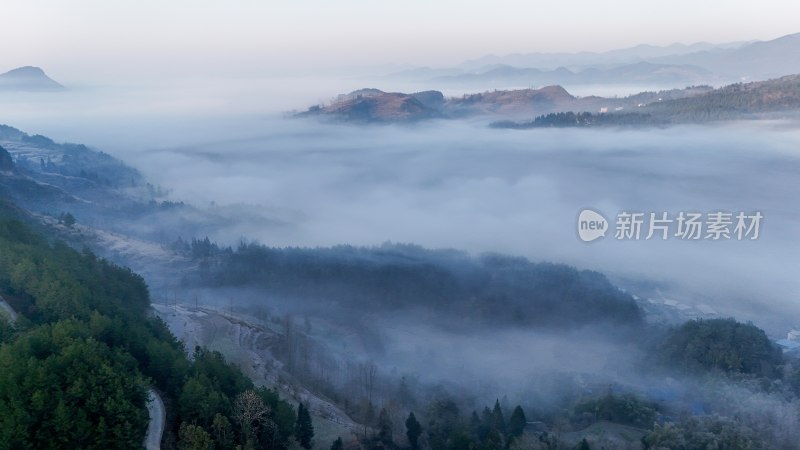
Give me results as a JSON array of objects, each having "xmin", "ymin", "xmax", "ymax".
[{"xmin": 578, "ymin": 209, "xmax": 762, "ymax": 242}]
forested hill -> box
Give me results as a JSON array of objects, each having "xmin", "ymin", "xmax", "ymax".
[
  {"xmin": 0, "ymin": 220, "xmax": 299, "ymax": 450},
  {"xmin": 175, "ymin": 239, "xmax": 644, "ymax": 329},
  {"xmin": 0, "ymin": 124, "xmax": 144, "ymax": 190},
  {"xmin": 0, "ymin": 125, "xmax": 156, "ymax": 229},
  {"xmin": 494, "ymin": 74, "xmax": 800, "ymax": 129}
]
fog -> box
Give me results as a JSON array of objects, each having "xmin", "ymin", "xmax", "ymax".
[
  {"xmin": 172, "ymin": 283, "xmax": 648, "ymax": 413},
  {"xmin": 5, "ymin": 78, "xmax": 800, "ymax": 446},
  {"xmin": 2, "ymin": 79, "xmax": 799, "ymax": 334},
  {"xmin": 135, "ymin": 119, "xmax": 800, "ymax": 332}
]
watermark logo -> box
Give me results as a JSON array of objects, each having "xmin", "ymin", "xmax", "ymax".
[
  {"xmin": 577, "ymin": 209, "xmax": 763, "ymax": 242},
  {"xmin": 578, "ymin": 209, "xmax": 609, "ymax": 242}
]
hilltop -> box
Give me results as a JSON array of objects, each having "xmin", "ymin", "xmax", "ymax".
[
  {"xmin": 297, "ymin": 89, "xmax": 444, "ymax": 122},
  {"xmin": 0, "ymin": 66, "xmax": 64, "ymax": 91}
]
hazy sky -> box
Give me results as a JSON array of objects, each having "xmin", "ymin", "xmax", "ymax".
[{"xmin": 2, "ymin": 0, "xmax": 799, "ymax": 82}]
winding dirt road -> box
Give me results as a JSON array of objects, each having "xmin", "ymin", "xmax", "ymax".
[{"xmin": 144, "ymin": 388, "xmax": 165, "ymax": 450}]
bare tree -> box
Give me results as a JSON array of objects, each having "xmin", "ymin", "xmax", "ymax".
[
  {"xmin": 360, "ymin": 361, "xmax": 378, "ymax": 404},
  {"xmin": 360, "ymin": 361, "xmax": 378, "ymax": 438},
  {"xmin": 233, "ymin": 390, "xmax": 271, "ymax": 447}
]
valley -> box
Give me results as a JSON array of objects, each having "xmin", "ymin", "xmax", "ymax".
[{"xmin": 1, "ymin": 20, "xmax": 800, "ymax": 449}]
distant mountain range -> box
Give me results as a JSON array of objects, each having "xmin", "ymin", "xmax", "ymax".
[
  {"xmin": 651, "ymin": 33, "xmax": 800, "ymax": 80},
  {"xmin": 0, "ymin": 66, "xmax": 64, "ymax": 91},
  {"xmin": 430, "ymin": 62, "xmax": 715, "ymax": 88},
  {"xmin": 386, "ymin": 33, "xmax": 800, "ymax": 89},
  {"xmin": 297, "ymin": 74, "xmax": 800, "ymax": 124},
  {"xmin": 458, "ymin": 41, "xmax": 750, "ymax": 71}
]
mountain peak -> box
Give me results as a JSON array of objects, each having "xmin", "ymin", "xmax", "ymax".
[
  {"xmin": 4, "ymin": 66, "xmax": 47, "ymax": 76},
  {"xmin": 0, "ymin": 66, "xmax": 64, "ymax": 91}
]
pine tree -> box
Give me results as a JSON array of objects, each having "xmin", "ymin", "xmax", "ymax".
[
  {"xmin": 481, "ymin": 406, "xmax": 494, "ymax": 426},
  {"xmin": 330, "ymin": 436, "xmax": 344, "ymax": 450},
  {"xmin": 492, "ymin": 399, "xmax": 506, "ymax": 434},
  {"xmin": 470, "ymin": 410, "xmax": 482, "ymax": 437},
  {"xmin": 508, "ymin": 405, "xmax": 527, "ymax": 438},
  {"xmin": 295, "ymin": 402, "xmax": 314, "ymax": 449},
  {"xmin": 405, "ymin": 412, "xmax": 422, "ymax": 450}
]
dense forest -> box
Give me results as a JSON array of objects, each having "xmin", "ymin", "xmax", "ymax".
[
  {"xmin": 172, "ymin": 239, "xmax": 643, "ymax": 331},
  {"xmin": 0, "ymin": 220, "xmax": 302, "ymax": 449},
  {"xmin": 657, "ymin": 318, "xmax": 784, "ymax": 378},
  {"xmin": 491, "ymin": 112, "xmax": 663, "ymax": 129}
]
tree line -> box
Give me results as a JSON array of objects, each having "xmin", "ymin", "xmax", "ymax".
[{"xmin": 172, "ymin": 238, "xmax": 644, "ymax": 331}]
